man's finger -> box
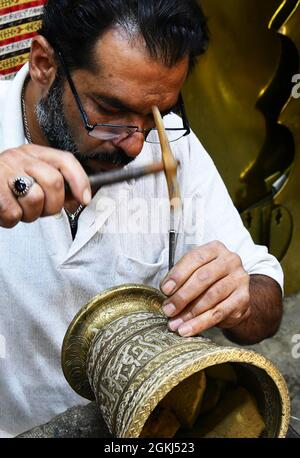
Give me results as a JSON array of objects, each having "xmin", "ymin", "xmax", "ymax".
[
  {"xmin": 0, "ymin": 181, "xmax": 23, "ymax": 228},
  {"xmin": 20, "ymin": 145, "xmax": 91, "ymax": 205},
  {"xmin": 23, "ymin": 159, "xmax": 66, "ymax": 215},
  {"xmin": 168, "ymin": 274, "xmax": 237, "ymax": 331},
  {"xmin": 13, "ymin": 181, "xmax": 45, "ymax": 223},
  {"xmin": 217, "ymin": 301, "xmax": 251, "ymax": 329},
  {"xmin": 162, "ymin": 256, "xmax": 234, "ymax": 317},
  {"xmin": 160, "ymin": 241, "xmax": 227, "ymax": 296},
  {"xmin": 175, "ymin": 290, "xmax": 247, "ymax": 337}
]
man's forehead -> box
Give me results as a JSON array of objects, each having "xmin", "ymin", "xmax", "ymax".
[
  {"xmin": 75, "ymin": 28, "xmax": 188, "ymax": 111},
  {"xmin": 92, "ymin": 26, "xmax": 154, "ymax": 67},
  {"xmin": 90, "ymin": 27, "xmax": 189, "ymax": 84}
]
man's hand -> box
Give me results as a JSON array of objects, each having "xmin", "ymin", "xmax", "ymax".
[
  {"xmin": 0, "ymin": 144, "xmax": 91, "ymax": 228},
  {"xmin": 160, "ymin": 241, "xmax": 251, "ymax": 337},
  {"xmin": 160, "ymin": 241, "xmax": 283, "ymax": 344}
]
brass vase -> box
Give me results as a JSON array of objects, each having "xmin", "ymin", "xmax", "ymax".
[{"xmin": 62, "ymin": 284, "xmax": 290, "ymax": 438}]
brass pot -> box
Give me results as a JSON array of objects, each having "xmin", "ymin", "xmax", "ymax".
[{"xmin": 62, "ymin": 284, "xmax": 290, "ymax": 438}]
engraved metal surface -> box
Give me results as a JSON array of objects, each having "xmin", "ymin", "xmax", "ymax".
[
  {"xmin": 62, "ymin": 284, "xmax": 290, "ymax": 438},
  {"xmin": 61, "ymin": 284, "xmax": 166, "ymax": 400}
]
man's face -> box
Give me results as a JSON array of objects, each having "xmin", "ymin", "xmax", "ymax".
[{"xmin": 36, "ymin": 27, "xmax": 189, "ymax": 175}]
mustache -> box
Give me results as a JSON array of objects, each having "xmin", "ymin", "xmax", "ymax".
[{"xmin": 75, "ymin": 149, "xmax": 135, "ymax": 167}]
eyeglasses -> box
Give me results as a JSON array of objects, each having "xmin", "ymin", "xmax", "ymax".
[{"xmin": 56, "ymin": 50, "xmax": 190, "ymax": 144}]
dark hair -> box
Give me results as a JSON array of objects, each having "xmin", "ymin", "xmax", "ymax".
[{"xmin": 39, "ymin": 0, "xmax": 209, "ymax": 72}]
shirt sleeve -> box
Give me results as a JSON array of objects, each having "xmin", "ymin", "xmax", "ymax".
[{"xmin": 179, "ymin": 130, "xmax": 284, "ymax": 292}]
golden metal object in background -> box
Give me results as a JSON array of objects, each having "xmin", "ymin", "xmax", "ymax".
[
  {"xmin": 62, "ymin": 284, "xmax": 290, "ymax": 438},
  {"xmin": 184, "ymin": 0, "xmax": 300, "ymax": 293},
  {"xmin": 184, "ymin": 0, "xmax": 284, "ymax": 208},
  {"xmin": 272, "ymin": 1, "xmax": 300, "ymax": 292}
]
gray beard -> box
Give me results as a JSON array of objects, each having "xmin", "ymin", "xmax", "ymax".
[
  {"xmin": 35, "ymin": 77, "xmax": 79, "ymax": 154},
  {"xmin": 35, "ymin": 76, "xmax": 134, "ymax": 173}
]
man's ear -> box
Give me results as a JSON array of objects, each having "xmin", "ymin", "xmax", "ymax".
[{"xmin": 29, "ymin": 35, "xmax": 58, "ymax": 91}]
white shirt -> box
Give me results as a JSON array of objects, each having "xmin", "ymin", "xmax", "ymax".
[{"xmin": 0, "ymin": 64, "xmax": 283, "ymax": 437}]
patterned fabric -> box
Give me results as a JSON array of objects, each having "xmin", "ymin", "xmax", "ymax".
[{"xmin": 0, "ymin": 0, "xmax": 46, "ymax": 80}]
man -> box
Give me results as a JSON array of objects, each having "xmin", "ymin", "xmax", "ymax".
[{"xmin": 0, "ymin": 0, "xmax": 283, "ymax": 437}]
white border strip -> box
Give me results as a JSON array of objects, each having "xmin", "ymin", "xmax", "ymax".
[
  {"xmin": 0, "ymin": 6, "xmax": 44, "ymax": 26},
  {"xmin": 0, "ymin": 37, "xmax": 33, "ymax": 56}
]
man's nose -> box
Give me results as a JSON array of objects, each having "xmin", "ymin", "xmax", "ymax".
[{"xmin": 112, "ymin": 131, "xmax": 145, "ymax": 158}]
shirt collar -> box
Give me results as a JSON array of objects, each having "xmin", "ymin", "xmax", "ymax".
[{"xmin": 2, "ymin": 63, "xmax": 29, "ymax": 151}]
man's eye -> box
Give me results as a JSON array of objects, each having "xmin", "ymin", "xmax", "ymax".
[{"xmin": 97, "ymin": 104, "xmax": 119, "ymax": 116}]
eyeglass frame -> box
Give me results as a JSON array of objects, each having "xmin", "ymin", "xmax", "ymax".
[{"xmin": 55, "ymin": 49, "xmax": 191, "ymax": 143}]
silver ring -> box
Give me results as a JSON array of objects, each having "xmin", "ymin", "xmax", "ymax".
[{"xmin": 11, "ymin": 176, "xmax": 35, "ymax": 198}]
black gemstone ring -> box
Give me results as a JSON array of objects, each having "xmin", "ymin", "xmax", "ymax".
[{"xmin": 11, "ymin": 176, "xmax": 35, "ymax": 198}]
